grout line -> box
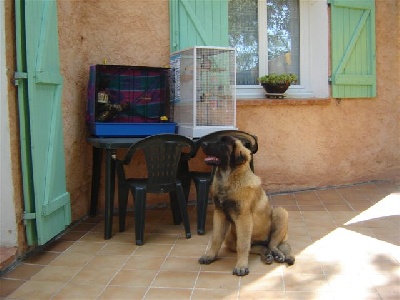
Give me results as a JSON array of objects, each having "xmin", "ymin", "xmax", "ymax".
[
  {"xmin": 190, "ymin": 232, "xmax": 212, "ymax": 300},
  {"xmin": 142, "ymin": 236, "xmax": 178, "ymax": 299}
]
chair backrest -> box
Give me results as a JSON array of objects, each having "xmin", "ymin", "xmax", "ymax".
[
  {"xmin": 192, "ymin": 129, "xmax": 258, "ymax": 171},
  {"xmin": 122, "ymin": 134, "xmax": 195, "ymax": 193}
]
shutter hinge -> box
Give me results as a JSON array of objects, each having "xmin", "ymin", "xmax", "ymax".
[
  {"xmin": 328, "ymin": 76, "xmax": 332, "ymax": 85},
  {"xmin": 14, "ymin": 72, "xmax": 28, "ymax": 86},
  {"xmin": 327, "ymin": 0, "xmax": 332, "ymax": 6},
  {"xmin": 23, "ymin": 212, "xmax": 36, "ymax": 220},
  {"xmin": 23, "ymin": 212, "xmax": 36, "ymax": 225}
]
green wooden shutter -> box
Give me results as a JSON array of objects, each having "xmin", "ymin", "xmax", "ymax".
[
  {"xmin": 330, "ymin": 0, "xmax": 376, "ymax": 98},
  {"xmin": 169, "ymin": 0, "xmax": 229, "ymax": 52},
  {"xmin": 15, "ymin": 0, "xmax": 71, "ymax": 245}
]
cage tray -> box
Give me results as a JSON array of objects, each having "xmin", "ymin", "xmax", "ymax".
[{"xmin": 90, "ymin": 122, "xmax": 177, "ymax": 137}]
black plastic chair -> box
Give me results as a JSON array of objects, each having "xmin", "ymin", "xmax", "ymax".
[
  {"xmin": 113, "ymin": 134, "xmax": 195, "ymax": 245},
  {"xmin": 190, "ymin": 130, "xmax": 258, "ymax": 234}
]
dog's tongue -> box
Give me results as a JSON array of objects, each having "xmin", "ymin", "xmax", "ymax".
[{"xmin": 204, "ymin": 156, "xmax": 220, "ymax": 165}]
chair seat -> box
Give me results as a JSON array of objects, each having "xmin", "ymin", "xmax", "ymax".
[{"xmin": 126, "ymin": 178, "xmax": 178, "ymax": 194}]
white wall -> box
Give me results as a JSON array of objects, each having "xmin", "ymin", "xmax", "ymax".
[{"xmin": 0, "ymin": 1, "xmax": 17, "ymax": 247}]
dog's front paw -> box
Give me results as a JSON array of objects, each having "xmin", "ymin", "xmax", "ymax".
[
  {"xmin": 198, "ymin": 255, "xmax": 215, "ymax": 265},
  {"xmin": 233, "ymin": 265, "xmax": 249, "ymax": 276}
]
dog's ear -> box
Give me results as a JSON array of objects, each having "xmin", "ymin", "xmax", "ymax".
[
  {"xmin": 235, "ymin": 151, "xmax": 247, "ymax": 165},
  {"xmin": 230, "ymin": 148, "xmax": 247, "ymax": 168}
]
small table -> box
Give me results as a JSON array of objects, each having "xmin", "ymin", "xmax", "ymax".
[{"xmin": 87, "ymin": 136, "xmax": 192, "ymax": 240}]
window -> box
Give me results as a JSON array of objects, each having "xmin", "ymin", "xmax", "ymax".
[
  {"xmin": 229, "ymin": 0, "xmax": 329, "ymax": 99},
  {"xmin": 169, "ymin": 0, "xmax": 329, "ymax": 99}
]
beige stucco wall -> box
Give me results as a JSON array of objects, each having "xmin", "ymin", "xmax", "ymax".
[{"xmin": 5, "ymin": 0, "xmax": 399, "ymax": 248}]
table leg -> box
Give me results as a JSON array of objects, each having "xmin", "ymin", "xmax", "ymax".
[
  {"xmin": 104, "ymin": 149, "xmax": 116, "ymax": 239},
  {"xmin": 90, "ymin": 148, "xmax": 103, "ymax": 216}
]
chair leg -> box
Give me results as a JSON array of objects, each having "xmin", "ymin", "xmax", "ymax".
[
  {"xmin": 169, "ymin": 191, "xmax": 181, "ymax": 225},
  {"xmin": 194, "ymin": 178, "xmax": 211, "ymax": 235},
  {"xmin": 118, "ymin": 183, "xmax": 129, "ymax": 232},
  {"xmin": 176, "ymin": 183, "xmax": 191, "ymax": 239},
  {"xmin": 133, "ymin": 187, "xmax": 147, "ymax": 245}
]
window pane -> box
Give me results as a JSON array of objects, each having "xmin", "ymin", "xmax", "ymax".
[
  {"xmin": 267, "ymin": 0, "xmax": 300, "ymax": 80},
  {"xmin": 229, "ymin": 0, "xmax": 300, "ymax": 86},
  {"xmin": 228, "ymin": 0, "xmax": 259, "ymax": 85}
]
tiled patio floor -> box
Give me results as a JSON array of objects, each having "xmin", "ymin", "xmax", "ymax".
[{"xmin": 1, "ymin": 181, "xmax": 399, "ymax": 299}]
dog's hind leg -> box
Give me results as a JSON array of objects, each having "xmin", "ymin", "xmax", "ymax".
[
  {"xmin": 269, "ymin": 207, "xmax": 289, "ymax": 263},
  {"xmin": 260, "ymin": 246, "xmax": 274, "ymax": 264},
  {"xmin": 278, "ymin": 242, "xmax": 295, "ymax": 265}
]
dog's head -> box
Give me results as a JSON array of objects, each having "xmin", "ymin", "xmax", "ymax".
[{"xmin": 202, "ymin": 135, "xmax": 252, "ymax": 170}]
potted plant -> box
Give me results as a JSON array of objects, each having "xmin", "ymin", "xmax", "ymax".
[{"xmin": 258, "ymin": 73, "xmax": 298, "ymax": 94}]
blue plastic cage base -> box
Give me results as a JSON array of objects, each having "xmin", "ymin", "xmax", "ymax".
[{"xmin": 89, "ymin": 122, "xmax": 177, "ymax": 137}]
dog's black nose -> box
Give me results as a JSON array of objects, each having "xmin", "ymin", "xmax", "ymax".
[{"xmin": 201, "ymin": 142, "xmax": 209, "ymax": 149}]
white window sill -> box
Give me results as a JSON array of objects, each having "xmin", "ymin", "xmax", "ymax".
[{"xmin": 236, "ymin": 85, "xmax": 322, "ymax": 99}]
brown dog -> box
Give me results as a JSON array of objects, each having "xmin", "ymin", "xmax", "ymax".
[{"xmin": 198, "ymin": 135, "xmax": 295, "ymax": 276}]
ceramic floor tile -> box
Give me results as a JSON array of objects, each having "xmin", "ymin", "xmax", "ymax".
[
  {"xmin": 161, "ymin": 256, "xmax": 202, "ymax": 272},
  {"xmin": 49, "ymin": 252, "xmax": 94, "ymax": 267},
  {"xmin": 52, "ymin": 282, "xmax": 104, "ymax": 300},
  {"xmin": 8, "ymin": 280, "xmax": 65, "ymax": 300},
  {"xmin": 283, "ymin": 273, "xmax": 331, "ymax": 292},
  {"xmin": 142, "ymin": 233, "xmax": 179, "ymax": 245},
  {"xmin": 123, "ymin": 255, "xmax": 166, "ymax": 270},
  {"xmin": 110, "ymin": 269, "xmax": 158, "ymax": 287},
  {"xmin": 70, "ymin": 266, "xmax": 118, "ymax": 285},
  {"xmin": 58, "ymin": 230, "xmax": 86, "ymax": 241},
  {"xmin": 144, "ymin": 287, "xmax": 193, "ymax": 299},
  {"xmin": 64, "ymin": 240, "xmax": 106, "ymax": 254},
  {"xmin": 23, "ymin": 251, "xmax": 60, "ymax": 265},
  {"xmin": 133, "ymin": 244, "xmax": 172, "ymax": 257},
  {"xmin": 195, "ymin": 272, "xmax": 240, "ymax": 290},
  {"xmin": 30, "ymin": 265, "xmax": 80, "ymax": 282},
  {"xmin": 285, "ymin": 291, "xmax": 336, "ymax": 300},
  {"xmin": 191, "ymin": 288, "xmax": 239, "ymax": 300},
  {"xmin": 169, "ymin": 243, "xmax": 208, "ymax": 257},
  {"xmin": 98, "ymin": 242, "xmax": 137, "ymax": 255},
  {"xmin": 175, "ymin": 233, "xmax": 210, "ymax": 245},
  {"xmin": 2, "ymin": 263, "xmax": 44, "ymax": 280},
  {"xmin": 43, "ymin": 240, "xmax": 74, "ymax": 252},
  {"xmin": 108, "ymin": 232, "xmax": 135, "ymax": 243},
  {"xmin": 152, "ymin": 270, "xmax": 198, "ymax": 288},
  {"xmin": 240, "ymin": 272, "xmax": 283, "ymax": 291},
  {"xmin": 269, "ymin": 194, "xmax": 296, "ymax": 206},
  {"xmin": 86, "ymin": 254, "xmax": 129, "ymax": 269},
  {"xmin": 71, "ymin": 222, "xmax": 98, "ymax": 232},
  {"xmin": 98, "ymin": 285, "xmax": 147, "ymax": 299},
  {"xmin": 239, "ymin": 289, "xmax": 285, "ymax": 299},
  {"xmin": 0, "ymin": 278, "xmax": 25, "ymax": 298}
]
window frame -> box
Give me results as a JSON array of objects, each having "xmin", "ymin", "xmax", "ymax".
[{"xmin": 235, "ymin": 0, "xmax": 329, "ymax": 99}]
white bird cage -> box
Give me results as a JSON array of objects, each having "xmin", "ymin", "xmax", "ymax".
[{"xmin": 170, "ymin": 46, "xmax": 237, "ymax": 138}]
